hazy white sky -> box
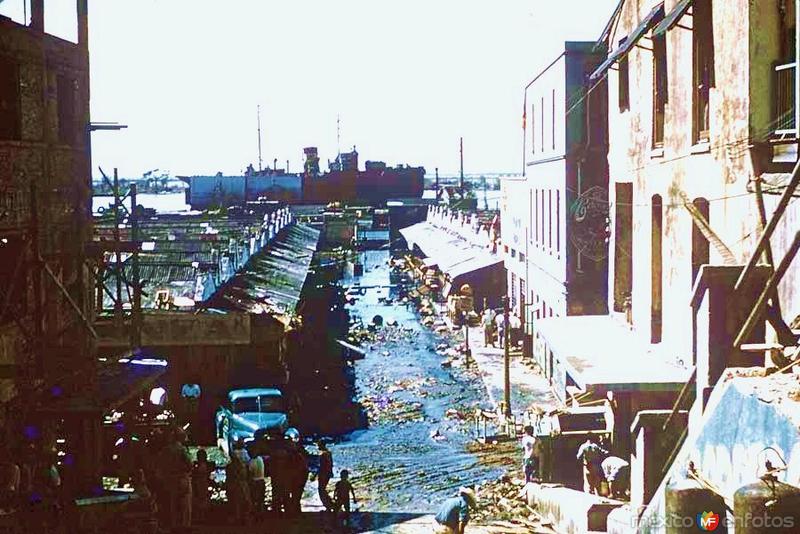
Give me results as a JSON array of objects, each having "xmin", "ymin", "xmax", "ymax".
[{"xmin": 2, "ymin": 0, "xmax": 618, "ymax": 177}]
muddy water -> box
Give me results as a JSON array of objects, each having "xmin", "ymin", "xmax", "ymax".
[{"xmin": 328, "ymin": 250, "xmax": 505, "ymax": 513}]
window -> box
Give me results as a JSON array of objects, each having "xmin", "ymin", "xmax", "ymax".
[
  {"xmin": 693, "ymin": 0, "xmax": 714, "ymax": 143},
  {"xmin": 519, "ymin": 252, "xmax": 525, "ymax": 263},
  {"xmin": 548, "ymin": 190, "xmax": 553, "ymax": 250},
  {"xmin": 613, "ymin": 183, "xmax": 633, "ymax": 313},
  {"xmin": 618, "ymin": 39, "xmax": 630, "ymax": 112},
  {"xmin": 652, "ymin": 35, "xmax": 667, "ymax": 147},
  {"xmin": 0, "ymin": 57, "xmax": 20, "ymax": 140},
  {"xmin": 551, "ymin": 88, "xmax": 556, "ymax": 150},
  {"xmin": 511, "ymin": 248, "xmax": 516, "ymax": 258},
  {"xmin": 511, "ymin": 273, "xmax": 518, "ymax": 308},
  {"xmin": 556, "ymin": 190, "xmax": 561, "ymax": 253},
  {"xmin": 57, "ymin": 75, "xmax": 76, "ymax": 145},
  {"xmin": 540, "ymin": 189, "xmax": 545, "ymax": 247},
  {"xmin": 520, "ymin": 278, "xmax": 526, "ymax": 313},
  {"xmin": 535, "ymin": 189, "xmax": 540, "ymax": 244},
  {"xmin": 540, "ymin": 97, "xmax": 545, "ymax": 152},
  {"xmin": 651, "ymin": 195, "xmax": 663, "ymax": 343}
]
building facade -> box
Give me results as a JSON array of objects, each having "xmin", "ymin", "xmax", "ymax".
[
  {"xmin": 0, "ymin": 2, "xmax": 93, "ymax": 410},
  {"xmin": 502, "ymin": 42, "xmax": 609, "ymax": 357},
  {"xmin": 598, "ymin": 0, "xmax": 800, "ymax": 363}
]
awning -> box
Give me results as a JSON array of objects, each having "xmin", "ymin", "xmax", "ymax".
[
  {"xmin": 398, "ymin": 221, "xmax": 502, "ymax": 286},
  {"xmin": 210, "ymin": 223, "xmax": 320, "ymax": 315},
  {"xmin": 37, "ymin": 360, "xmax": 166, "ymax": 414},
  {"xmin": 590, "ymin": 2, "xmax": 665, "ymax": 81},
  {"xmin": 536, "ymin": 315, "xmax": 690, "ymax": 391},
  {"xmin": 443, "ymin": 254, "xmax": 503, "ymax": 281},
  {"xmin": 652, "ymin": 0, "xmax": 692, "ymax": 37}
]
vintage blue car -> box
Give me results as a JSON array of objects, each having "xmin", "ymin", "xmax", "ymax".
[{"xmin": 216, "ymin": 388, "xmax": 289, "ymax": 452}]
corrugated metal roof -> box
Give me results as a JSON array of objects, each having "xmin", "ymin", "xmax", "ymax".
[{"xmin": 210, "ymin": 224, "xmax": 320, "ymax": 315}]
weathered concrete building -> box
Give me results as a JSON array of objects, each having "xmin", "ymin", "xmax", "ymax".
[
  {"xmin": 0, "ymin": 1, "xmax": 93, "ymax": 418},
  {"xmin": 505, "ymin": 41, "xmax": 610, "ymax": 324},
  {"xmin": 597, "ymin": 0, "xmax": 800, "ymax": 357}
]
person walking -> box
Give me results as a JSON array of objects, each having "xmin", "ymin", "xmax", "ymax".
[
  {"xmin": 520, "ymin": 425, "xmax": 539, "ymax": 483},
  {"xmin": 576, "ymin": 437, "xmax": 608, "ymax": 495},
  {"xmin": 332, "ymin": 469, "xmax": 357, "ymax": 527},
  {"xmin": 433, "ymin": 487, "xmax": 477, "ymax": 534},
  {"xmin": 268, "ymin": 439, "xmax": 290, "ymax": 514},
  {"xmin": 495, "ymin": 312, "xmax": 505, "ymax": 349},
  {"xmin": 225, "ymin": 447, "xmax": 251, "ymax": 525},
  {"xmin": 161, "ymin": 427, "xmax": 193, "ymax": 532},
  {"xmin": 192, "ymin": 449, "xmax": 212, "ymax": 522},
  {"xmin": 247, "ymin": 442, "xmax": 266, "ymax": 513},
  {"xmin": 482, "ymin": 302, "xmax": 496, "ymax": 347},
  {"xmin": 316, "ymin": 441, "xmax": 334, "ymax": 512},
  {"xmin": 285, "ymin": 431, "xmax": 308, "ymax": 515}
]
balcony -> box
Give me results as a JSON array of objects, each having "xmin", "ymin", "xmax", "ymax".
[{"xmin": 774, "ymin": 61, "xmax": 797, "ymax": 137}]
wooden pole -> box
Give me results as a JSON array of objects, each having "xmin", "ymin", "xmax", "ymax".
[
  {"xmin": 734, "ymin": 231, "xmax": 800, "ymax": 348},
  {"xmin": 504, "ymin": 295, "xmax": 511, "ymax": 417},
  {"xmin": 735, "ymin": 160, "xmax": 800, "ymax": 293}
]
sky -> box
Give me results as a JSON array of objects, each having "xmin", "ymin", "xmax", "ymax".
[{"xmin": 1, "ymin": 0, "xmax": 618, "ymax": 177}]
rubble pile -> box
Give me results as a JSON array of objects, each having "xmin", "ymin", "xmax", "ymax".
[
  {"xmin": 473, "ymin": 474, "xmax": 556, "ymax": 534},
  {"xmin": 359, "ymin": 393, "xmax": 425, "ymax": 425}
]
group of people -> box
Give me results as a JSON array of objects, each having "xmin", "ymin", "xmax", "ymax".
[
  {"xmin": 0, "ymin": 441, "xmax": 63, "ymax": 531},
  {"xmin": 517, "ymin": 429, "xmax": 629, "ymax": 500},
  {"xmin": 576, "ymin": 437, "xmax": 630, "ymax": 499},
  {"xmin": 222, "ymin": 432, "xmax": 357, "ymax": 527},
  {"xmin": 481, "ymin": 305, "xmax": 522, "ymax": 349}
]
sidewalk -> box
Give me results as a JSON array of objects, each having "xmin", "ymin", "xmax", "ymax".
[{"xmin": 465, "ymin": 325, "xmax": 557, "ymax": 415}]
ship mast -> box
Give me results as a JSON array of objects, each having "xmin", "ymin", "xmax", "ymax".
[{"xmin": 257, "ymin": 105, "xmax": 263, "ymax": 172}]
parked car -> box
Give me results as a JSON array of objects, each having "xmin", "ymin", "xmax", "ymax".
[{"xmin": 216, "ymin": 388, "xmax": 289, "ymax": 454}]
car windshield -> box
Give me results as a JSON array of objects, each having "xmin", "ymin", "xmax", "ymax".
[{"xmin": 232, "ymin": 395, "xmax": 284, "ymax": 414}]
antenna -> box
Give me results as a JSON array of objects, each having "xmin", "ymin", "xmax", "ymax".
[
  {"xmin": 459, "ymin": 137, "xmax": 464, "ymax": 192},
  {"xmin": 337, "ymin": 114, "xmax": 341, "ymax": 156},
  {"xmin": 257, "ymin": 105, "xmax": 263, "ymax": 172}
]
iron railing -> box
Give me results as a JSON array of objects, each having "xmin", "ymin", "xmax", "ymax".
[{"xmin": 774, "ymin": 61, "xmax": 797, "ymax": 135}]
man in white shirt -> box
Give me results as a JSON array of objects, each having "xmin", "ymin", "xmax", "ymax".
[{"xmin": 520, "ymin": 425, "xmax": 539, "ymax": 483}]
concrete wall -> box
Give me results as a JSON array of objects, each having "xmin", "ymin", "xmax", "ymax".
[{"xmin": 639, "ymin": 376, "xmax": 800, "ymax": 533}]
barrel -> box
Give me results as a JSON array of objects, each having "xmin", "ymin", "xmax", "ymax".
[
  {"xmin": 733, "ymin": 480, "xmax": 800, "ymax": 533},
  {"xmin": 665, "ymin": 477, "xmax": 728, "ymax": 533}
]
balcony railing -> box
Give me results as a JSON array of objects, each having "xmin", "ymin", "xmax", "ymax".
[{"xmin": 774, "ymin": 61, "xmax": 797, "ymax": 136}]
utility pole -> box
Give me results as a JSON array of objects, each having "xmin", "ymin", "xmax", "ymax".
[
  {"xmin": 435, "ymin": 167, "xmax": 440, "ymax": 201},
  {"xmin": 131, "ymin": 183, "xmax": 142, "ymax": 349},
  {"xmin": 503, "ymin": 295, "xmax": 511, "ymax": 417},
  {"xmin": 459, "ymin": 137, "xmax": 464, "ymax": 193},
  {"xmin": 463, "ymin": 311, "xmax": 472, "ymax": 365},
  {"xmin": 257, "ymin": 105, "xmax": 263, "ymax": 172}
]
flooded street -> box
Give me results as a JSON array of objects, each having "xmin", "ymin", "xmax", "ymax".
[{"xmin": 328, "ymin": 249, "xmax": 507, "ymax": 513}]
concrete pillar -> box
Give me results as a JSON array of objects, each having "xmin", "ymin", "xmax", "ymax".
[
  {"xmin": 30, "ymin": 0, "xmax": 44, "ymax": 31},
  {"xmin": 690, "ymin": 265, "xmax": 770, "ymax": 430},
  {"xmin": 77, "ymin": 0, "xmax": 89, "ymax": 49},
  {"xmin": 630, "ymin": 410, "xmax": 689, "ymax": 513}
]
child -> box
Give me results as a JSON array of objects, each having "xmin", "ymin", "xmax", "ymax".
[{"xmin": 333, "ymin": 469, "xmax": 357, "ymax": 525}]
